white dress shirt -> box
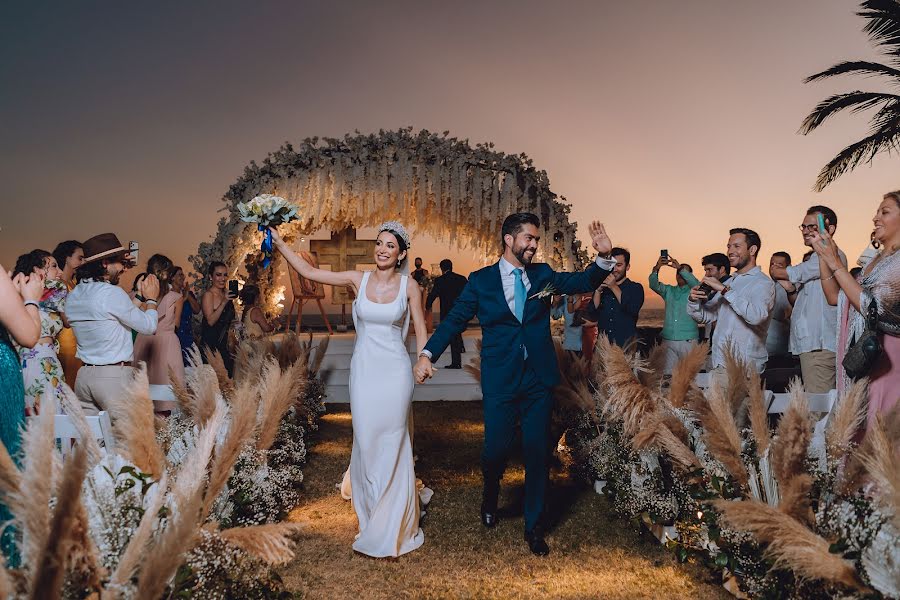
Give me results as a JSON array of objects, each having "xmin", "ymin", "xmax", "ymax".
[
  {"xmin": 687, "ymin": 266, "xmax": 775, "ymax": 373},
  {"xmin": 66, "ymin": 280, "xmax": 158, "ymax": 364},
  {"xmin": 786, "ymin": 252, "xmax": 846, "ymax": 355},
  {"xmin": 766, "ymin": 283, "xmax": 791, "ymax": 356}
]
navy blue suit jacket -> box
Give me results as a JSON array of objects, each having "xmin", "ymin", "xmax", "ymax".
[{"xmin": 423, "ymin": 260, "xmax": 610, "ymax": 395}]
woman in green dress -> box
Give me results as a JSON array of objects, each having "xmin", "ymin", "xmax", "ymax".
[{"xmin": 0, "ymin": 263, "xmax": 43, "ymax": 566}]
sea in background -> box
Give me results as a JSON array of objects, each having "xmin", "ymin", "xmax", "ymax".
[{"xmin": 638, "ymin": 308, "xmax": 665, "ymax": 329}]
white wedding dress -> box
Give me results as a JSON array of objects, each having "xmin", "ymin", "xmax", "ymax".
[{"xmin": 344, "ymin": 272, "xmax": 428, "ymax": 557}]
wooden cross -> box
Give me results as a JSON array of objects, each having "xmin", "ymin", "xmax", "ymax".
[{"xmin": 310, "ymin": 226, "xmax": 375, "ymax": 305}]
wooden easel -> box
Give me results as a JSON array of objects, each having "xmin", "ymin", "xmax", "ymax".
[{"xmin": 287, "ymin": 250, "xmax": 333, "ymax": 335}]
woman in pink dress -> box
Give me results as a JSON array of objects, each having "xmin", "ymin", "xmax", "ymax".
[
  {"xmin": 812, "ymin": 190, "xmax": 900, "ymax": 431},
  {"xmin": 133, "ymin": 254, "xmax": 185, "ymax": 385}
]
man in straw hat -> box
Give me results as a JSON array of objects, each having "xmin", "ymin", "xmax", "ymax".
[{"xmin": 66, "ymin": 233, "xmax": 159, "ymax": 414}]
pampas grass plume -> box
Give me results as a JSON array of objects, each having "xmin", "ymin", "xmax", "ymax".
[
  {"xmin": 219, "ymin": 522, "xmax": 306, "ymax": 565},
  {"xmin": 107, "ymin": 366, "xmax": 166, "ymax": 477}
]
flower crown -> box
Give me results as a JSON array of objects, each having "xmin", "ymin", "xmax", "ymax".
[{"xmin": 378, "ymin": 221, "xmax": 411, "ymax": 248}]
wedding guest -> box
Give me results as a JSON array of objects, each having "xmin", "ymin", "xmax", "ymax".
[
  {"xmin": 239, "ymin": 284, "xmax": 276, "ymax": 338},
  {"xmin": 200, "ymin": 261, "xmax": 236, "ymax": 376},
  {"xmin": 170, "ymin": 266, "xmax": 200, "ymax": 365},
  {"xmin": 812, "ymin": 190, "xmax": 900, "ymax": 431},
  {"xmin": 551, "ymin": 295, "xmax": 585, "ymax": 356},
  {"xmin": 592, "ymin": 247, "xmax": 644, "ymax": 347},
  {"xmin": 13, "ymin": 250, "xmax": 67, "ymax": 416},
  {"xmin": 649, "ymin": 255, "xmax": 700, "ymax": 373},
  {"xmin": 688, "ymin": 228, "xmax": 775, "ymax": 376},
  {"xmin": 411, "ymin": 257, "xmax": 429, "ymax": 287},
  {"xmin": 0, "ymin": 263, "xmax": 42, "ymax": 567},
  {"xmin": 765, "ymin": 252, "xmax": 792, "ymax": 361},
  {"xmin": 52, "ymin": 240, "xmax": 84, "ymax": 386},
  {"xmin": 699, "ymin": 252, "xmax": 732, "ymax": 342},
  {"xmin": 67, "ymin": 233, "xmax": 159, "ymax": 414},
  {"xmin": 770, "ymin": 206, "xmax": 847, "ymax": 393},
  {"xmin": 425, "ymin": 259, "xmax": 468, "ymax": 368},
  {"xmin": 133, "ymin": 254, "xmax": 184, "ymax": 385}
]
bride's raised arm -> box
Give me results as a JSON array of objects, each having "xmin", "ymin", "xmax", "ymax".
[{"xmin": 269, "ymin": 227, "xmax": 363, "ymax": 293}]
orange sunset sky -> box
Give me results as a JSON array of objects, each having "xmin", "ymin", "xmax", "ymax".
[{"xmin": 1, "ymin": 1, "xmax": 897, "ymax": 312}]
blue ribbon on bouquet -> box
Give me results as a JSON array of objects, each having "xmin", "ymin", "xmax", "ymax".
[{"xmin": 260, "ymin": 224, "xmax": 273, "ymax": 268}]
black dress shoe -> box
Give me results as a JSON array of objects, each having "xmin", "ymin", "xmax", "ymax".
[
  {"xmin": 480, "ymin": 503, "xmax": 499, "ymax": 528},
  {"xmin": 446, "ymin": 364, "xmax": 462, "ymax": 369},
  {"xmin": 524, "ymin": 529, "xmax": 550, "ymax": 556}
]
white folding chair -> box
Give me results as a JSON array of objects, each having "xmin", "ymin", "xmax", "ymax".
[
  {"xmin": 149, "ymin": 384, "xmax": 178, "ymax": 414},
  {"xmin": 28, "ymin": 411, "xmax": 115, "ymax": 457},
  {"xmin": 766, "ymin": 389, "xmax": 837, "ymax": 414},
  {"xmin": 694, "ymin": 372, "xmax": 711, "ymax": 390}
]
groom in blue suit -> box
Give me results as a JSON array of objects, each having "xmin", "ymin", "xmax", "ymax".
[{"xmin": 414, "ymin": 213, "xmax": 615, "ymax": 555}]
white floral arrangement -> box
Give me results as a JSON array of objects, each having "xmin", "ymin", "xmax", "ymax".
[{"xmin": 236, "ymin": 194, "xmax": 300, "ymax": 227}]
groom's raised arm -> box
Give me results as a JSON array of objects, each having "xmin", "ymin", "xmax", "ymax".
[
  {"xmin": 422, "ymin": 276, "xmax": 479, "ymax": 362},
  {"xmin": 549, "ymin": 257, "xmax": 616, "ymax": 296}
]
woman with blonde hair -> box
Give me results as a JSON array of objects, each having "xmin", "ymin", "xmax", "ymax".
[{"xmin": 812, "ymin": 190, "xmax": 900, "ymax": 431}]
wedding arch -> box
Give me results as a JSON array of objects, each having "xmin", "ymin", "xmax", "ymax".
[{"xmin": 191, "ymin": 128, "xmax": 587, "ymax": 313}]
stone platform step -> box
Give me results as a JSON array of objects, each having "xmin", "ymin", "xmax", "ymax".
[{"xmin": 271, "ymin": 331, "xmax": 483, "ymax": 403}]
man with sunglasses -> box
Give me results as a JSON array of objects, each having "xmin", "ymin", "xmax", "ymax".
[
  {"xmin": 769, "ymin": 206, "xmax": 847, "ymax": 393},
  {"xmin": 67, "ymin": 233, "xmax": 159, "ymax": 414}
]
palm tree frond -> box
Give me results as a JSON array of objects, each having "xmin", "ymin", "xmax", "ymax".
[
  {"xmin": 813, "ymin": 125, "xmax": 900, "ymax": 191},
  {"xmin": 799, "ymin": 91, "xmax": 900, "ymax": 134},
  {"xmin": 804, "ymin": 60, "xmax": 900, "ymax": 83},
  {"xmin": 858, "ymin": 0, "xmax": 900, "ymax": 58}
]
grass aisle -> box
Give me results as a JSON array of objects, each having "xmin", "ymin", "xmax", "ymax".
[{"xmin": 281, "ymin": 402, "xmax": 728, "ymax": 600}]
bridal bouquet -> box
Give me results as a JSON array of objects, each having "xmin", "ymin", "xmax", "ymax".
[{"xmin": 237, "ymin": 194, "xmax": 300, "ymax": 267}]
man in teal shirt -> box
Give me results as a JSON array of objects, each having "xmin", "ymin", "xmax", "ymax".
[{"xmin": 649, "ymin": 255, "xmax": 700, "ymax": 373}]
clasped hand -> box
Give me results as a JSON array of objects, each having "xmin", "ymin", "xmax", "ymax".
[{"xmin": 413, "ymin": 356, "xmax": 434, "ymax": 384}]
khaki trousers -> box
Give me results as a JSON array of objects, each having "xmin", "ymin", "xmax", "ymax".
[
  {"xmin": 74, "ymin": 365, "xmax": 135, "ymax": 415},
  {"xmin": 661, "ymin": 339, "xmax": 697, "ymax": 374},
  {"xmin": 799, "ymin": 350, "xmax": 836, "ymax": 394}
]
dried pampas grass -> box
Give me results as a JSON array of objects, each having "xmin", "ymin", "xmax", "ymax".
[
  {"xmin": 19, "ymin": 393, "xmax": 60, "ymax": 571},
  {"xmin": 552, "ymin": 341, "xmax": 594, "ymax": 414},
  {"xmin": 599, "ymin": 338, "xmax": 659, "ymax": 438},
  {"xmin": 58, "ymin": 385, "xmax": 102, "ymax": 466},
  {"xmin": 308, "ymin": 335, "xmax": 330, "ymax": 377},
  {"xmin": 715, "ymin": 499, "xmax": 864, "ymax": 590},
  {"xmin": 825, "ymin": 379, "xmax": 867, "ymax": 462},
  {"xmin": 668, "ymin": 342, "xmax": 708, "ymax": 408},
  {"xmin": 31, "ymin": 446, "xmax": 88, "ymax": 600},
  {"xmin": 722, "ymin": 343, "xmax": 750, "ymax": 423},
  {"xmin": 256, "ymin": 358, "xmax": 304, "ymax": 452},
  {"xmin": 169, "ymin": 364, "xmax": 194, "ymax": 418},
  {"xmin": 770, "ymin": 379, "xmax": 812, "ymax": 489},
  {"xmin": 746, "ymin": 370, "xmax": 770, "ymax": 457},
  {"xmin": 698, "ymin": 383, "xmax": 749, "ymax": 489},
  {"xmin": 858, "ymin": 413, "xmax": 900, "ymax": 530},
  {"xmin": 107, "ymin": 366, "xmax": 166, "ymax": 477},
  {"xmin": 185, "ymin": 365, "xmax": 220, "ymax": 427},
  {"xmin": 204, "ymin": 380, "xmax": 259, "ymax": 519},
  {"xmin": 637, "ymin": 344, "xmax": 666, "ymax": 392},
  {"xmin": 206, "ymin": 348, "xmax": 235, "ymax": 397},
  {"xmin": 171, "ymin": 398, "xmax": 226, "ymax": 513},
  {"xmin": 219, "ymin": 522, "xmax": 306, "ymax": 565}
]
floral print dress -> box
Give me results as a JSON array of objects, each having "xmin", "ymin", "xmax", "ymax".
[{"xmin": 18, "ymin": 280, "xmax": 67, "ymax": 415}]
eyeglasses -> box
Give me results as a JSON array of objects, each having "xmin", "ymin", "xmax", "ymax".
[{"xmin": 798, "ymin": 224, "xmax": 819, "ymax": 232}]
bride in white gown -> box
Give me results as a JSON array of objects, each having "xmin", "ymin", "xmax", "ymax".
[{"xmin": 270, "ymin": 222, "xmax": 431, "ymax": 557}]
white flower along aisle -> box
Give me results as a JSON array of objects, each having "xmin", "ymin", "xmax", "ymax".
[{"xmin": 191, "ymin": 128, "xmax": 585, "ymax": 312}]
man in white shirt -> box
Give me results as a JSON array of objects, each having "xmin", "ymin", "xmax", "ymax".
[
  {"xmin": 770, "ymin": 206, "xmax": 846, "ymax": 393},
  {"xmin": 688, "ymin": 228, "xmax": 776, "ymax": 376},
  {"xmin": 766, "ymin": 251, "xmax": 792, "ymax": 359},
  {"xmin": 66, "ymin": 233, "xmax": 159, "ymax": 414}
]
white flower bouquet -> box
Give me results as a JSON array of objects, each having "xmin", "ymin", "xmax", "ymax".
[
  {"xmin": 236, "ymin": 194, "xmax": 299, "ymax": 267},
  {"xmin": 237, "ymin": 194, "xmax": 299, "ymax": 228}
]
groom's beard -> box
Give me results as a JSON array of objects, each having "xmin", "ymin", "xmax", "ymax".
[{"xmin": 514, "ymin": 244, "xmax": 536, "ymax": 265}]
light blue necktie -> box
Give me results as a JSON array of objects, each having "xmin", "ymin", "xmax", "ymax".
[{"xmin": 513, "ymin": 268, "xmax": 526, "ymax": 322}]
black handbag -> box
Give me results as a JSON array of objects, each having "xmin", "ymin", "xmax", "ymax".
[{"xmin": 842, "ymin": 300, "xmax": 882, "ymax": 379}]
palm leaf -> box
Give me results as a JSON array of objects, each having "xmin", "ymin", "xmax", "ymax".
[
  {"xmin": 858, "ymin": 0, "xmax": 900, "ymax": 58},
  {"xmin": 804, "ymin": 60, "xmax": 900, "ymax": 83},
  {"xmin": 812, "ymin": 121, "xmax": 900, "ymax": 191},
  {"xmin": 799, "ymin": 91, "xmax": 900, "ymax": 134}
]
